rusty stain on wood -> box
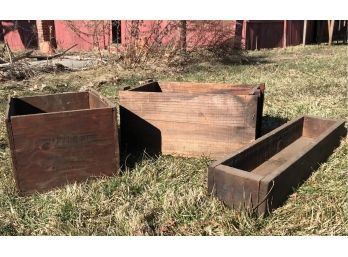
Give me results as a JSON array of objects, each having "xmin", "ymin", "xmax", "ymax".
[
  {"xmin": 119, "ymin": 81, "xmax": 265, "ymax": 159},
  {"xmin": 208, "ymin": 115, "xmax": 347, "ymax": 216},
  {"xmin": 6, "ymin": 90, "xmax": 119, "ymax": 195}
]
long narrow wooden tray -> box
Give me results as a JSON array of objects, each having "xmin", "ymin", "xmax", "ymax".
[{"xmin": 208, "ymin": 115, "xmax": 347, "ymax": 216}]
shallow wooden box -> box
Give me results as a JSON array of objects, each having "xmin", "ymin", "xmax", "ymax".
[
  {"xmin": 5, "ymin": 89, "xmax": 119, "ymax": 195},
  {"xmin": 119, "ymin": 81, "xmax": 265, "ymax": 159},
  {"xmin": 208, "ymin": 116, "xmax": 346, "ymax": 216}
]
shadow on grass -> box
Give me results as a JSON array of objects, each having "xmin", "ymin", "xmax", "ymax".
[
  {"xmin": 177, "ymin": 52, "xmax": 273, "ymax": 76},
  {"xmin": 260, "ymin": 115, "xmax": 289, "ymax": 136},
  {"xmin": 0, "ymin": 138, "xmax": 8, "ymax": 151},
  {"xmin": 241, "ymin": 54, "xmax": 272, "ymax": 65},
  {"xmin": 119, "ymin": 150, "xmax": 158, "ymax": 173},
  {"xmin": 119, "ymin": 105, "xmax": 162, "ymax": 172}
]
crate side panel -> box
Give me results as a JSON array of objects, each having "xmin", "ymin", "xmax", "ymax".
[
  {"xmin": 211, "ymin": 165, "xmax": 262, "ymax": 210},
  {"xmin": 88, "ymin": 92, "xmax": 109, "ymax": 108},
  {"xmin": 129, "ymin": 81, "xmax": 161, "ymax": 92},
  {"xmin": 13, "ymin": 92, "xmax": 90, "ymax": 115},
  {"xmin": 120, "ymin": 106, "xmax": 162, "ymax": 155},
  {"xmin": 302, "ymin": 116, "xmax": 337, "ymax": 138},
  {"xmin": 120, "ymin": 92, "xmax": 257, "ymax": 127},
  {"xmin": 120, "ymin": 91, "xmax": 259, "ymax": 158},
  {"xmin": 255, "ymin": 84, "xmax": 265, "ymax": 138},
  {"xmin": 156, "ymin": 120, "xmax": 254, "ymax": 158},
  {"xmin": 5, "ymin": 118, "xmax": 21, "ymax": 191},
  {"xmin": 223, "ymin": 117, "xmax": 304, "ymax": 171},
  {"xmin": 159, "ymin": 82, "xmax": 258, "ymax": 94},
  {"xmin": 10, "ymin": 108, "xmax": 119, "ymax": 194}
]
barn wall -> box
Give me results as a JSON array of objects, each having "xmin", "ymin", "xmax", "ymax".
[
  {"xmin": 287, "ymin": 21, "xmax": 304, "ymax": 46},
  {"xmin": 244, "ymin": 20, "xmax": 305, "ymax": 50},
  {"xmin": 121, "ymin": 20, "xmax": 239, "ymax": 50},
  {"xmin": 3, "ymin": 20, "xmax": 346, "ymax": 52},
  {"xmin": 186, "ymin": 20, "xmax": 238, "ymax": 49},
  {"xmin": 1, "ymin": 20, "xmax": 38, "ymax": 50},
  {"xmin": 54, "ymin": 20, "xmax": 112, "ymax": 51},
  {"xmin": 306, "ymin": 20, "xmax": 347, "ymax": 43},
  {"xmin": 245, "ymin": 20, "xmax": 284, "ymax": 50}
]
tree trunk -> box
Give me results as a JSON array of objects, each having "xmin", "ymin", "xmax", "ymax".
[{"xmin": 179, "ymin": 20, "xmax": 187, "ymax": 53}]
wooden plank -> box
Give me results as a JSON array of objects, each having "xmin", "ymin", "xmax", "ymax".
[
  {"xmin": 122, "ymin": 117, "xmax": 254, "ymax": 158},
  {"xmin": 252, "ymin": 137, "xmax": 314, "ymax": 176},
  {"xmin": 11, "ymin": 91, "xmax": 90, "ymax": 115},
  {"xmin": 158, "ymin": 81, "xmax": 263, "ymax": 95},
  {"xmin": 129, "ymin": 81, "xmax": 161, "ymax": 92},
  {"xmin": 208, "ymin": 115, "xmax": 347, "ymax": 216},
  {"xmin": 5, "ymin": 114, "xmax": 21, "ymax": 191},
  {"xmin": 221, "ymin": 117, "xmax": 304, "ymax": 171},
  {"xmin": 88, "ymin": 89, "xmax": 111, "ymax": 108},
  {"xmin": 302, "ymin": 116, "xmax": 337, "ymax": 138},
  {"xmin": 120, "ymin": 92, "xmax": 258, "ymax": 127},
  {"xmin": 208, "ymin": 165, "xmax": 263, "ymax": 210}
]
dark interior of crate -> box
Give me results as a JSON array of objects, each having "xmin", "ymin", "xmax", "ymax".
[
  {"xmin": 222, "ymin": 117, "xmax": 337, "ymax": 175},
  {"xmin": 129, "ymin": 81, "xmax": 258, "ymax": 95},
  {"xmin": 9, "ymin": 91, "xmax": 108, "ymax": 116}
]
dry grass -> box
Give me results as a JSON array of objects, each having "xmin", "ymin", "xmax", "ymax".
[{"xmin": 0, "ymin": 44, "xmax": 347, "ymax": 235}]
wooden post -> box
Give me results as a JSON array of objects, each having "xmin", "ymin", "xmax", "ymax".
[
  {"xmin": 345, "ymin": 21, "xmax": 348, "ymax": 43},
  {"xmin": 283, "ymin": 20, "xmax": 287, "ymax": 48},
  {"xmin": 328, "ymin": 20, "xmax": 335, "ymax": 45},
  {"xmin": 303, "ymin": 20, "xmax": 307, "ymax": 46}
]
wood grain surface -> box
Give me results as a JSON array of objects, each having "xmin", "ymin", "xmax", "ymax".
[{"xmin": 120, "ymin": 81, "xmax": 265, "ymax": 159}]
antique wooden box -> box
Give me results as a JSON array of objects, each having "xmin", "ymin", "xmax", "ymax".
[
  {"xmin": 208, "ymin": 116, "xmax": 347, "ymax": 216},
  {"xmin": 5, "ymin": 89, "xmax": 119, "ymax": 195},
  {"xmin": 119, "ymin": 81, "xmax": 265, "ymax": 159}
]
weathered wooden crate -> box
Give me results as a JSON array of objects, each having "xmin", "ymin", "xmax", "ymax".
[
  {"xmin": 208, "ymin": 115, "xmax": 347, "ymax": 216},
  {"xmin": 5, "ymin": 89, "xmax": 119, "ymax": 195},
  {"xmin": 119, "ymin": 81, "xmax": 265, "ymax": 159}
]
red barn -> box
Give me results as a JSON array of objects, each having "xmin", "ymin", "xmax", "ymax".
[{"xmin": 1, "ymin": 20, "xmax": 347, "ymax": 53}]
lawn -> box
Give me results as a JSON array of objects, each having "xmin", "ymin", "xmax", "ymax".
[{"xmin": 0, "ymin": 45, "xmax": 347, "ymax": 235}]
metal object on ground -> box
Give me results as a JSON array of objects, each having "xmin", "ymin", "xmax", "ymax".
[
  {"xmin": 208, "ymin": 115, "xmax": 346, "ymax": 216},
  {"xmin": 6, "ymin": 89, "xmax": 119, "ymax": 195},
  {"xmin": 119, "ymin": 81, "xmax": 265, "ymax": 159}
]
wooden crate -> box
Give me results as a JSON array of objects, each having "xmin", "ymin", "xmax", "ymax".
[
  {"xmin": 5, "ymin": 89, "xmax": 119, "ymax": 195},
  {"xmin": 208, "ymin": 116, "xmax": 347, "ymax": 216},
  {"xmin": 119, "ymin": 81, "xmax": 265, "ymax": 159}
]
